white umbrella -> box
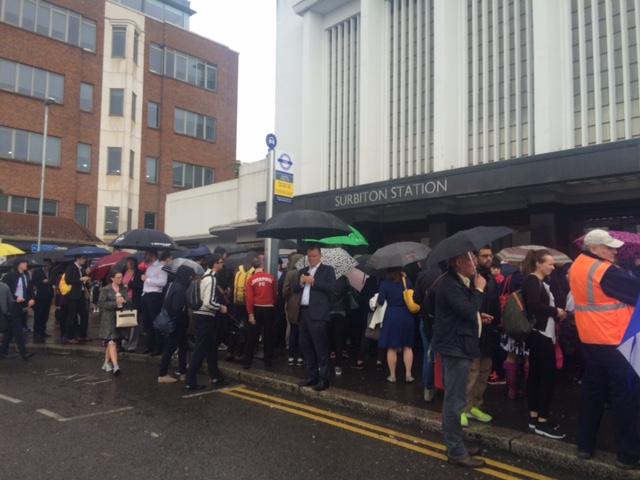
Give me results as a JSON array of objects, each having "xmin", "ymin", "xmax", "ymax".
[{"xmin": 295, "ymin": 247, "xmax": 358, "ymax": 278}]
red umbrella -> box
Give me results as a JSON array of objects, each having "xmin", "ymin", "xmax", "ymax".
[
  {"xmin": 574, "ymin": 230, "xmax": 640, "ymax": 262},
  {"xmin": 90, "ymin": 251, "xmax": 130, "ymax": 281}
]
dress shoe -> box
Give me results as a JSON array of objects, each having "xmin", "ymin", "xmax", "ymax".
[
  {"xmin": 298, "ymin": 378, "xmax": 317, "ymax": 387},
  {"xmin": 577, "ymin": 451, "xmax": 593, "ymax": 460},
  {"xmin": 466, "ymin": 446, "xmax": 482, "ymax": 456},
  {"xmin": 22, "ymin": 352, "xmax": 35, "ymax": 361},
  {"xmin": 447, "ymin": 455, "xmax": 486, "ymax": 468},
  {"xmin": 184, "ymin": 384, "xmax": 206, "ymax": 391},
  {"xmin": 312, "ymin": 381, "xmax": 329, "ymax": 392}
]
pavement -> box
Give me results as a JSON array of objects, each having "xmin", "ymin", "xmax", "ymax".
[
  {"xmin": 0, "ymin": 354, "xmax": 583, "ymax": 480},
  {"xmin": 5, "ymin": 312, "xmax": 640, "ymax": 479}
]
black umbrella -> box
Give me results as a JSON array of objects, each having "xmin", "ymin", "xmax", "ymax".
[
  {"xmin": 25, "ymin": 250, "xmax": 68, "ymax": 264},
  {"xmin": 111, "ymin": 229, "xmax": 177, "ymax": 250},
  {"xmin": 256, "ymin": 210, "xmax": 351, "ymax": 240},
  {"xmin": 366, "ymin": 242, "xmax": 431, "ymax": 270},
  {"xmin": 426, "ymin": 226, "xmax": 514, "ymax": 266},
  {"xmin": 225, "ymin": 251, "xmax": 259, "ymax": 272}
]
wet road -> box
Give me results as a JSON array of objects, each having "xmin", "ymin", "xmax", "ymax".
[{"xmin": 0, "ymin": 354, "xmax": 580, "ymax": 480}]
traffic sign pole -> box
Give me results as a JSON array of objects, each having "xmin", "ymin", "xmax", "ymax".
[{"xmin": 264, "ymin": 134, "xmax": 278, "ymax": 276}]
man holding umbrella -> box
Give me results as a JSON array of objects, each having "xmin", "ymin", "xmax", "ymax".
[{"xmin": 140, "ymin": 250, "xmax": 168, "ymax": 355}]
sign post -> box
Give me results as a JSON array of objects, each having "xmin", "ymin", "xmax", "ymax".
[{"xmin": 264, "ymin": 134, "xmax": 278, "ymax": 275}]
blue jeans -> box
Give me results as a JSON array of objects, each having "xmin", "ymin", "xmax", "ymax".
[{"xmin": 420, "ymin": 318, "xmax": 435, "ymax": 389}]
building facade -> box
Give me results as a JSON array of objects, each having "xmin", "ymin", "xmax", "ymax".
[{"xmin": 0, "ymin": 0, "xmax": 238, "ymax": 243}]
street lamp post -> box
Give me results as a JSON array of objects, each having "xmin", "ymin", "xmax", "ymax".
[{"xmin": 36, "ymin": 97, "xmax": 56, "ymax": 252}]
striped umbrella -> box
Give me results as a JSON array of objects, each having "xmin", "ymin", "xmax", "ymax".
[{"xmin": 497, "ymin": 245, "xmax": 572, "ymax": 265}]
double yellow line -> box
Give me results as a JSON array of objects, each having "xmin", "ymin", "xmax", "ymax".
[{"xmin": 221, "ymin": 386, "xmax": 555, "ymax": 480}]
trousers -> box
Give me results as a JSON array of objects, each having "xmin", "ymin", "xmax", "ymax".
[
  {"xmin": 0, "ymin": 304, "xmax": 28, "ymax": 357},
  {"xmin": 244, "ymin": 306, "xmax": 275, "ymax": 367},
  {"xmin": 465, "ymin": 356, "xmax": 493, "ymax": 411},
  {"xmin": 187, "ymin": 314, "xmax": 224, "ymax": 386},
  {"xmin": 527, "ymin": 331, "xmax": 556, "ymax": 418},
  {"xmin": 65, "ymin": 297, "xmax": 88, "ymax": 340},
  {"xmin": 299, "ymin": 308, "xmax": 330, "ymax": 385},
  {"xmin": 141, "ymin": 292, "xmax": 163, "ymax": 353},
  {"xmin": 441, "ymin": 354, "xmax": 472, "ymax": 459}
]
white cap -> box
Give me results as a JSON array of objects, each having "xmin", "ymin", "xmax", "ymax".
[{"xmin": 583, "ymin": 229, "xmax": 624, "ymax": 249}]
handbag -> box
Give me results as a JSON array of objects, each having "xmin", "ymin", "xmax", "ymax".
[
  {"xmin": 502, "ymin": 290, "xmax": 534, "ymax": 341},
  {"xmin": 153, "ymin": 308, "xmax": 176, "ymax": 335},
  {"xmin": 116, "ymin": 309, "xmax": 138, "ymax": 328},
  {"xmin": 365, "ymin": 300, "xmax": 387, "ymax": 340},
  {"xmin": 402, "ymin": 276, "xmax": 421, "ymax": 315}
]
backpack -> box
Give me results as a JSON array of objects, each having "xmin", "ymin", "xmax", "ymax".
[
  {"xmin": 502, "ymin": 290, "xmax": 534, "ymax": 341},
  {"xmin": 233, "ymin": 266, "xmax": 254, "ymax": 305},
  {"xmin": 186, "ymin": 273, "xmax": 213, "ymax": 311},
  {"xmin": 58, "ymin": 274, "xmax": 72, "ymax": 296}
]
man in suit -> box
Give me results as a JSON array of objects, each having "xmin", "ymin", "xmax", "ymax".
[
  {"xmin": 295, "ymin": 246, "xmax": 336, "ymax": 391},
  {"xmin": 32, "ymin": 259, "xmax": 54, "ymax": 343},
  {"xmin": 0, "ymin": 258, "xmax": 34, "ymax": 360},
  {"xmin": 64, "ymin": 255, "xmax": 91, "ymax": 343}
]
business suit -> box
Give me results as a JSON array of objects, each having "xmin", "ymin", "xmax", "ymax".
[
  {"xmin": 64, "ymin": 262, "xmax": 89, "ymax": 340},
  {"xmin": 32, "ymin": 267, "xmax": 53, "ymax": 342},
  {"xmin": 0, "ymin": 269, "xmax": 31, "ymax": 358},
  {"xmin": 294, "ymin": 263, "xmax": 336, "ymax": 387}
]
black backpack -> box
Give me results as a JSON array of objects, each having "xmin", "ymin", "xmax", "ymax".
[{"xmin": 186, "ymin": 273, "xmax": 213, "ymax": 311}]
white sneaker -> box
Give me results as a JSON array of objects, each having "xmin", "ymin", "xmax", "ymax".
[
  {"xmin": 102, "ymin": 362, "xmax": 113, "ymax": 373},
  {"xmin": 158, "ymin": 375, "xmax": 178, "ymax": 384},
  {"xmin": 112, "ymin": 366, "xmax": 121, "ymax": 376},
  {"xmin": 335, "ymin": 366, "xmax": 343, "ymax": 376}
]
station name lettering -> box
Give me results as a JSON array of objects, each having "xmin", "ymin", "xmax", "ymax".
[{"xmin": 333, "ymin": 179, "xmax": 448, "ymax": 208}]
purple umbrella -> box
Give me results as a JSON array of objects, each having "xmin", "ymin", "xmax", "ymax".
[{"xmin": 574, "ymin": 231, "xmax": 640, "ymax": 262}]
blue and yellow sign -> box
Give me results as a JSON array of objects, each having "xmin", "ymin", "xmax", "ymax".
[{"xmin": 275, "ymin": 171, "xmax": 294, "ymax": 204}]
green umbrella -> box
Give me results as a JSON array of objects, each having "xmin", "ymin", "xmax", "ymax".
[{"xmin": 305, "ymin": 226, "xmax": 368, "ymax": 247}]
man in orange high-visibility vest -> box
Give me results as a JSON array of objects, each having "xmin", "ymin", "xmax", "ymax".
[{"xmin": 569, "ymin": 229, "xmax": 640, "ymax": 470}]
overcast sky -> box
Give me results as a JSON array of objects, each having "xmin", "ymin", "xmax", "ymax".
[{"xmin": 189, "ymin": 0, "xmax": 276, "ymax": 162}]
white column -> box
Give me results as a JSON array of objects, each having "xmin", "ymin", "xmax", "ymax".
[
  {"xmin": 532, "ymin": 0, "xmax": 574, "ymax": 154},
  {"xmin": 433, "ymin": 0, "xmax": 467, "ymax": 171},
  {"xmin": 358, "ymin": 0, "xmax": 388, "ymax": 185}
]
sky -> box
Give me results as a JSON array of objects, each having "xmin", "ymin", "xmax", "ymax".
[{"xmin": 189, "ymin": 0, "xmax": 276, "ymax": 162}]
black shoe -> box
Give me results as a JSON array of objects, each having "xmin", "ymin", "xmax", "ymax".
[
  {"xmin": 577, "ymin": 451, "xmax": 593, "ymax": 460},
  {"xmin": 185, "ymin": 384, "xmax": 206, "ymax": 391},
  {"xmin": 150, "ymin": 351, "xmax": 162, "ymax": 357},
  {"xmin": 534, "ymin": 421, "xmax": 566, "ymax": 440},
  {"xmin": 447, "ymin": 456, "xmax": 486, "ymax": 468},
  {"xmin": 264, "ymin": 361, "xmax": 272, "ymax": 368},
  {"xmin": 298, "ymin": 378, "xmax": 317, "ymax": 387},
  {"xmin": 312, "ymin": 381, "xmax": 329, "ymax": 392},
  {"xmin": 466, "ymin": 446, "xmax": 482, "ymax": 456},
  {"xmin": 22, "ymin": 352, "xmax": 35, "ymax": 361},
  {"xmin": 241, "ymin": 364, "xmax": 251, "ymax": 370},
  {"xmin": 211, "ymin": 378, "xmax": 226, "ymax": 387}
]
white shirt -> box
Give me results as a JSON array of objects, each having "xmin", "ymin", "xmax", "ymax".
[
  {"xmin": 300, "ymin": 263, "xmax": 320, "ymax": 306},
  {"xmin": 15, "ymin": 274, "xmax": 26, "ymax": 299},
  {"xmin": 143, "ymin": 260, "xmax": 167, "ymax": 294}
]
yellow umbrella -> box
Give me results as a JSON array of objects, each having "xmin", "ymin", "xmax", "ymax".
[{"xmin": 0, "ymin": 242, "xmax": 25, "ymax": 256}]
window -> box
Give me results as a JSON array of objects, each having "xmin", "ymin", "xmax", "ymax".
[
  {"xmin": 144, "ymin": 212, "xmax": 157, "ymax": 229},
  {"xmin": 0, "ymin": 194, "xmax": 57, "ymax": 215},
  {"xmin": 149, "ymin": 44, "xmax": 163, "ymax": 73},
  {"xmin": 0, "ymin": 59, "xmax": 64, "ymax": 102},
  {"xmin": 107, "ymin": 147, "xmax": 121, "ymax": 175},
  {"xmin": 79, "ymin": 82, "xmax": 93, "ymax": 112},
  {"xmin": 75, "ymin": 204, "xmax": 88, "ymax": 227},
  {"xmin": 1, "ymin": 0, "xmax": 97, "ymax": 52},
  {"xmin": 131, "ymin": 92, "xmax": 137, "ymax": 121},
  {"xmin": 109, "ymin": 88, "xmax": 124, "ymax": 116},
  {"xmin": 129, "ymin": 149, "xmax": 135, "ymax": 179},
  {"xmin": 133, "ymin": 30, "xmax": 139, "ymax": 64},
  {"xmin": 174, "ymin": 108, "xmax": 216, "ymax": 142},
  {"xmin": 0, "ymin": 126, "xmax": 61, "ymax": 166},
  {"xmin": 148, "ymin": 101, "xmax": 160, "ymax": 128},
  {"xmin": 104, "ymin": 207, "xmax": 119, "ymax": 234},
  {"xmin": 145, "ymin": 157, "xmax": 158, "ymax": 183},
  {"xmin": 0, "ymin": 194, "xmax": 8, "ymax": 211},
  {"xmin": 112, "ymin": 26, "xmax": 127, "ymax": 58},
  {"xmin": 127, "ymin": 208, "xmax": 132, "ymax": 231},
  {"xmin": 172, "ymin": 161, "xmax": 214, "ymax": 188},
  {"xmin": 76, "ymin": 143, "xmax": 91, "ymax": 172}
]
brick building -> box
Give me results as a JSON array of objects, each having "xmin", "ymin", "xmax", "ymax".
[{"xmin": 0, "ymin": 0, "xmax": 238, "ymax": 244}]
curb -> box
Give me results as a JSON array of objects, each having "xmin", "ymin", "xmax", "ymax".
[{"xmin": 27, "ymin": 343, "xmax": 638, "ymax": 479}]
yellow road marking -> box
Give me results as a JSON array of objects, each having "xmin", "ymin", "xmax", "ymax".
[
  {"xmin": 223, "ymin": 389, "xmax": 525, "ymax": 480},
  {"xmin": 233, "ymin": 386, "xmax": 554, "ymax": 480}
]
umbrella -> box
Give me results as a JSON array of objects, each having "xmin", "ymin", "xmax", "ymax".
[
  {"xmin": 162, "ymin": 257, "xmax": 204, "ymax": 276},
  {"xmin": 305, "ymin": 226, "xmax": 369, "ymax": 247},
  {"xmin": 426, "ymin": 226, "xmax": 514, "ymax": 266},
  {"xmin": 0, "ymin": 242, "xmax": 25, "ymax": 256},
  {"xmin": 574, "ymin": 230, "xmax": 640, "ymax": 262},
  {"xmin": 346, "ymin": 268, "xmax": 369, "ymax": 293},
  {"xmin": 186, "ymin": 245, "xmax": 210, "ymax": 258},
  {"xmin": 90, "ymin": 251, "xmax": 131, "ymax": 281},
  {"xmin": 225, "ymin": 251, "xmax": 259, "ymax": 272},
  {"xmin": 295, "ymin": 247, "xmax": 358, "ymax": 278},
  {"xmin": 64, "ymin": 246, "xmax": 110, "ymax": 258},
  {"xmin": 111, "ymin": 229, "xmax": 177, "ymax": 250},
  {"xmin": 256, "ymin": 210, "xmax": 351, "ymax": 239},
  {"xmin": 24, "ymin": 250, "xmax": 68, "ymax": 264},
  {"xmin": 497, "ymin": 245, "xmax": 572, "ymax": 265},
  {"xmin": 367, "ymin": 242, "xmax": 431, "ymax": 270}
]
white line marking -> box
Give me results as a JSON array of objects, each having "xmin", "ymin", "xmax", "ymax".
[
  {"xmin": 61, "ymin": 374, "xmax": 80, "ymax": 380},
  {"xmin": 46, "ymin": 371, "xmax": 71, "ymax": 376},
  {"xmin": 0, "ymin": 394, "xmax": 23, "ymax": 404},
  {"xmin": 87, "ymin": 379, "xmax": 112, "ymax": 386},
  {"xmin": 72, "ymin": 376, "xmax": 97, "ymax": 383},
  {"xmin": 182, "ymin": 384, "xmax": 245, "ymax": 399},
  {"xmin": 37, "ymin": 407, "xmax": 133, "ymax": 422}
]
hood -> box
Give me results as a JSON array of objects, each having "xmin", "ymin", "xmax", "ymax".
[
  {"xmin": 288, "ymin": 254, "xmax": 303, "ymax": 272},
  {"xmin": 173, "ymin": 265, "xmax": 194, "ymax": 287}
]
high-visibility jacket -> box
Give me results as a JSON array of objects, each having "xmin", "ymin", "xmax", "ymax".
[{"xmin": 568, "ymin": 254, "xmax": 633, "ymax": 346}]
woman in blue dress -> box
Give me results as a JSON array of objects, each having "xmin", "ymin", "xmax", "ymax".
[{"xmin": 378, "ymin": 268, "xmax": 415, "ymax": 383}]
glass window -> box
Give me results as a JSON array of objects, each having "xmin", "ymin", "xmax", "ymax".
[
  {"xmin": 196, "ymin": 62, "xmax": 206, "ymax": 88},
  {"xmin": 175, "ymin": 53, "xmax": 187, "ymax": 81},
  {"xmin": 110, "ymin": 88, "xmax": 124, "ymax": 116},
  {"xmin": 3, "ymin": 0, "xmax": 21, "ymax": 26},
  {"xmin": 47, "ymin": 73, "xmax": 64, "ymax": 103},
  {"xmin": 172, "ymin": 162, "xmax": 183, "ymax": 186},
  {"xmin": 144, "ymin": 212, "xmax": 157, "ymax": 230},
  {"xmin": 194, "ymin": 165, "xmax": 203, "ymax": 187},
  {"xmin": 206, "ymin": 65, "xmax": 217, "ymax": 91},
  {"xmin": 33, "ymin": 69, "xmax": 46, "ymax": 99},
  {"xmin": 195, "ymin": 114, "xmax": 204, "ymax": 139},
  {"xmin": 42, "ymin": 199, "xmax": 57, "ymax": 216},
  {"xmin": 28, "ymin": 132, "xmax": 42, "ymax": 163},
  {"xmin": 205, "ymin": 117, "xmax": 216, "ymax": 142},
  {"xmin": 77, "ymin": 143, "xmax": 91, "ymax": 172},
  {"xmin": 67, "ymin": 13, "xmax": 80, "ymax": 46},
  {"xmin": 14, "ymin": 130, "xmax": 28, "ymax": 160},
  {"xmin": 0, "ymin": 127, "xmax": 11, "ymax": 158},
  {"xmin": 129, "ymin": 149, "xmax": 135, "ymax": 179},
  {"xmin": 122, "ymin": 0, "xmax": 143, "ymax": 9},
  {"xmin": 17, "ymin": 64, "xmax": 33, "ymax": 95},
  {"xmin": 26, "ymin": 197, "xmax": 39, "ymax": 214},
  {"xmin": 127, "ymin": 208, "xmax": 132, "ymax": 231},
  {"xmin": 0, "ymin": 194, "xmax": 8, "ymax": 211},
  {"xmin": 21, "ymin": 0, "xmax": 37, "ymax": 31},
  {"xmin": 107, "ymin": 147, "xmax": 122, "ymax": 175},
  {"xmin": 174, "ymin": 108, "xmax": 185, "ymax": 134},
  {"xmin": 187, "ymin": 57, "xmax": 197, "ymax": 85},
  {"xmin": 133, "ymin": 30, "xmax": 139, "ymax": 64},
  {"xmin": 80, "ymin": 19, "xmax": 96, "ymax": 52},
  {"xmin": 149, "ymin": 44, "xmax": 163, "ymax": 73},
  {"xmin": 75, "ymin": 204, "xmax": 88, "ymax": 227},
  {"xmin": 146, "ymin": 157, "xmax": 158, "ymax": 183},
  {"xmin": 148, "ymin": 101, "xmax": 160, "ymax": 128},
  {"xmin": 185, "ymin": 111, "xmax": 196, "ymax": 136},
  {"xmin": 80, "ymin": 83, "xmax": 93, "ymax": 112},
  {"xmin": 10, "ymin": 196, "xmax": 25, "ymax": 213},
  {"xmin": 131, "ymin": 92, "xmax": 137, "ymax": 121},
  {"xmin": 112, "ymin": 26, "xmax": 127, "ymax": 58},
  {"xmin": 164, "ymin": 4, "xmax": 185, "ymax": 27},
  {"xmin": 204, "ymin": 168, "xmax": 214, "ymax": 185},
  {"xmin": 51, "ymin": 9, "xmax": 67, "ymax": 41},
  {"xmin": 36, "ymin": 3, "xmax": 51, "ymax": 35},
  {"xmin": 46, "ymin": 136, "xmax": 60, "ymax": 165},
  {"xmin": 165, "ymin": 49, "xmax": 175, "ymax": 77},
  {"xmin": 0, "ymin": 59, "xmax": 16, "ymax": 91},
  {"xmin": 104, "ymin": 207, "xmax": 120, "ymax": 234},
  {"xmin": 144, "ymin": 0, "xmax": 165, "ymax": 20},
  {"xmin": 184, "ymin": 163, "xmax": 194, "ymax": 188}
]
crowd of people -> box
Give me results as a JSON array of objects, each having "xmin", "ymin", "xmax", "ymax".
[{"xmin": 1, "ymin": 227, "xmax": 639, "ymax": 470}]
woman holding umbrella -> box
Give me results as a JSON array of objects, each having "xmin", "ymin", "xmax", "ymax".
[{"xmin": 98, "ymin": 270, "xmax": 129, "ymax": 375}]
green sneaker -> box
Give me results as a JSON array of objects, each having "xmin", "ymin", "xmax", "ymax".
[
  {"xmin": 460, "ymin": 412, "xmax": 469, "ymax": 428},
  {"xmin": 469, "ymin": 407, "xmax": 493, "ymax": 423}
]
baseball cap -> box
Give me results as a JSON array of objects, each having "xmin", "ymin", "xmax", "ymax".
[{"xmin": 583, "ymin": 229, "xmax": 624, "ymax": 249}]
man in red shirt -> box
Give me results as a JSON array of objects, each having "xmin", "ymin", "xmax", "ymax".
[{"xmin": 244, "ymin": 257, "xmax": 278, "ymax": 369}]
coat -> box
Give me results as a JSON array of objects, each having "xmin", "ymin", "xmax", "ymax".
[
  {"xmin": 432, "ymin": 269, "xmax": 484, "ymax": 359},
  {"xmin": 98, "ymin": 284, "xmax": 129, "ymax": 341},
  {"xmin": 293, "ymin": 263, "xmax": 336, "ymax": 322},
  {"xmin": 2, "ymin": 269, "xmax": 32, "ymax": 303},
  {"xmin": 64, "ymin": 262, "xmax": 86, "ymax": 300},
  {"xmin": 283, "ymin": 254, "xmax": 303, "ymax": 324}
]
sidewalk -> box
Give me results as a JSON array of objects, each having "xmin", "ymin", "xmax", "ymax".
[{"xmin": 15, "ymin": 312, "xmax": 639, "ymax": 479}]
